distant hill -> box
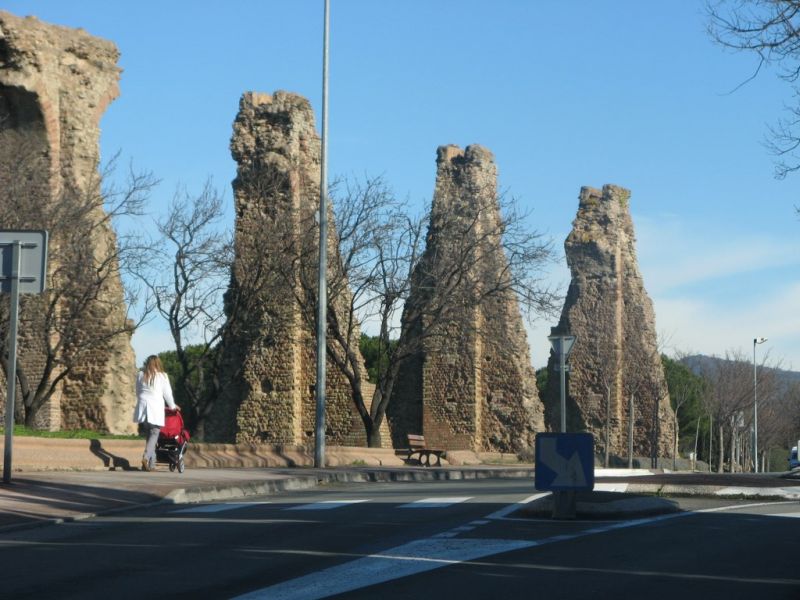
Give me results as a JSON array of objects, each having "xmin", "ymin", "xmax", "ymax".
[{"xmin": 680, "ymin": 354, "xmax": 800, "ymax": 394}]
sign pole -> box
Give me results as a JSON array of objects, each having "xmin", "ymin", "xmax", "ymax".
[
  {"xmin": 3, "ymin": 241, "xmax": 21, "ymax": 484},
  {"xmin": 559, "ymin": 340, "xmax": 567, "ymax": 433}
]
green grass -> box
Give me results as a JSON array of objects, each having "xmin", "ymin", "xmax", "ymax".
[{"xmin": 0, "ymin": 425, "xmax": 141, "ymax": 440}]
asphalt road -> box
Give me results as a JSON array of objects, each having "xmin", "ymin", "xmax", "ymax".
[{"xmin": 1, "ymin": 479, "xmax": 798, "ymax": 599}]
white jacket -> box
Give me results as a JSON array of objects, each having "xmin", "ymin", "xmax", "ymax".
[{"xmin": 133, "ymin": 371, "xmax": 177, "ymax": 427}]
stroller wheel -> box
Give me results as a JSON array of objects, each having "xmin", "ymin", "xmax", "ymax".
[
  {"xmin": 169, "ymin": 463, "xmax": 176, "ymax": 472},
  {"xmin": 178, "ymin": 459, "xmax": 185, "ymax": 474}
]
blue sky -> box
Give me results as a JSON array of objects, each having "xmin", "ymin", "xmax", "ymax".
[{"xmin": 6, "ymin": 1, "xmax": 799, "ymax": 369}]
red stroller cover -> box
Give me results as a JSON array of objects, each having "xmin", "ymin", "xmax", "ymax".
[{"xmin": 160, "ymin": 408, "xmax": 190, "ymax": 444}]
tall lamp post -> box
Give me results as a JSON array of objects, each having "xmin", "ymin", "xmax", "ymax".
[
  {"xmin": 753, "ymin": 336, "xmax": 767, "ymax": 473},
  {"xmin": 314, "ymin": 0, "xmax": 331, "ymax": 469}
]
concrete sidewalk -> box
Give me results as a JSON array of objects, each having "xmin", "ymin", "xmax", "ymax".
[
  {"xmin": 0, "ymin": 464, "xmax": 538, "ymax": 532},
  {"xmin": 1, "ymin": 464, "xmax": 799, "ymax": 533}
]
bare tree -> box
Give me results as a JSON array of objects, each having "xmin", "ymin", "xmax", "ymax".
[
  {"xmin": 589, "ymin": 335, "xmax": 619, "ymax": 468},
  {"xmin": 750, "ymin": 359, "xmax": 794, "ymax": 470},
  {"xmin": 709, "ymin": 0, "xmax": 800, "ymax": 178},
  {"xmin": 281, "ymin": 176, "xmax": 426, "ymax": 447},
  {"xmin": 620, "ymin": 332, "xmax": 673, "ymax": 469},
  {"xmin": 697, "ymin": 350, "xmax": 756, "ymax": 472},
  {"xmin": 665, "ymin": 353, "xmax": 707, "ymax": 470},
  {"xmin": 0, "ymin": 128, "xmax": 157, "ymax": 427},
  {"xmin": 128, "ymin": 180, "xmax": 232, "ymax": 438},
  {"xmin": 286, "ymin": 175, "xmax": 557, "ymax": 447}
]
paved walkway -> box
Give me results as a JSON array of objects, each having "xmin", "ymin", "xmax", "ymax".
[{"xmin": 1, "ymin": 465, "xmax": 798, "ymax": 533}]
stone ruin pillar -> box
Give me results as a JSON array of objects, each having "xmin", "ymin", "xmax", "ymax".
[
  {"xmin": 0, "ymin": 12, "xmax": 137, "ymax": 433},
  {"xmin": 389, "ymin": 144, "xmax": 544, "ymax": 453},
  {"xmin": 209, "ymin": 91, "xmax": 367, "ymax": 446},
  {"xmin": 544, "ymin": 184, "xmax": 675, "ymax": 461}
]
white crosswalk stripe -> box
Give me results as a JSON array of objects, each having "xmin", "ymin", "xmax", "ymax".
[
  {"xmin": 172, "ymin": 495, "xmax": 503, "ymax": 514},
  {"xmin": 285, "ymin": 500, "xmax": 369, "ymax": 511},
  {"xmin": 399, "ymin": 497, "xmax": 472, "ymax": 508},
  {"xmin": 173, "ymin": 502, "xmax": 270, "ymax": 514}
]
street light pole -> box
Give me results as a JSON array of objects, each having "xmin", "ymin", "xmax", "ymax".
[
  {"xmin": 753, "ymin": 336, "xmax": 767, "ymax": 473},
  {"xmin": 314, "ymin": 0, "xmax": 330, "ymax": 469}
]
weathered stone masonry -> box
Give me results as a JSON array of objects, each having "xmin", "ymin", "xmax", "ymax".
[
  {"xmin": 390, "ymin": 145, "xmax": 544, "ymax": 453},
  {"xmin": 544, "ymin": 184, "xmax": 675, "ymax": 459},
  {"xmin": 0, "ymin": 12, "xmax": 137, "ymax": 433},
  {"xmin": 209, "ymin": 91, "xmax": 367, "ymax": 446}
]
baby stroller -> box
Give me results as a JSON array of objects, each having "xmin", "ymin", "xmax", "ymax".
[{"xmin": 156, "ymin": 408, "xmax": 190, "ymax": 473}]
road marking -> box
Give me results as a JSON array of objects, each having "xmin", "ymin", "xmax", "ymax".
[
  {"xmin": 172, "ymin": 502, "xmax": 270, "ymax": 514},
  {"xmin": 595, "ymin": 482, "xmax": 629, "ymax": 493},
  {"xmin": 485, "ymin": 492, "xmax": 547, "ymax": 519},
  {"xmin": 399, "ymin": 497, "xmax": 472, "ymax": 508},
  {"xmin": 286, "ymin": 500, "xmax": 369, "ymax": 511},
  {"xmin": 695, "ymin": 500, "xmax": 798, "ymax": 514},
  {"xmin": 234, "ymin": 510, "xmax": 692, "ymax": 600},
  {"xmin": 715, "ymin": 486, "xmax": 800, "ymax": 499},
  {"xmin": 231, "ymin": 537, "xmax": 538, "ymax": 600}
]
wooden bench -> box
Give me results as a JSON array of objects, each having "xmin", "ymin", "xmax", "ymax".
[{"xmin": 406, "ymin": 434, "xmax": 444, "ymax": 467}]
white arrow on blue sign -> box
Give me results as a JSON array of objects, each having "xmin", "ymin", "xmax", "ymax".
[{"xmin": 534, "ymin": 432, "xmax": 594, "ymax": 492}]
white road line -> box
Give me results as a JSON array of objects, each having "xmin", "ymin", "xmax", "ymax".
[
  {"xmin": 485, "ymin": 492, "xmax": 547, "ymax": 520},
  {"xmin": 595, "ymin": 482, "xmax": 629, "ymax": 493},
  {"xmin": 450, "ymin": 526, "xmax": 475, "ymax": 533},
  {"xmin": 399, "ymin": 497, "xmax": 472, "ymax": 509},
  {"xmin": 231, "ymin": 537, "xmax": 538, "ymax": 600},
  {"xmin": 233, "ymin": 510, "xmax": 691, "ymax": 600},
  {"xmin": 695, "ymin": 500, "xmax": 798, "ymax": 514},
  {"xmin": 285, "ymin": 500, "xmax": 369, "ymax": 511},
  {"xmin": 172, "ymin": 502, "xmax": 270, "ymax": 514}
]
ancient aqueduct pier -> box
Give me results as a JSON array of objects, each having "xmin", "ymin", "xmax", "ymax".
[{"xmin": 0, "ymin": 11, "xmax": 676, "ymax": 458}]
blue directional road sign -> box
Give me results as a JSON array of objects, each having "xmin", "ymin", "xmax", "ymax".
[{"xmin": 534, "ymin": 432, "xmax": 594, "ymax": 492}]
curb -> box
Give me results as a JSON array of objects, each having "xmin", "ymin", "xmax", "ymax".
[
  {"xmin": 2, "ymin": 467, "xmax": 798, "ymax": 535},
  {"xmin": 0, "ymin": 467, "xmax": 538, "ymax": 534},
  {"xmin": 167, "ymin": 466, "xmax": 539, "ymax": 503}
]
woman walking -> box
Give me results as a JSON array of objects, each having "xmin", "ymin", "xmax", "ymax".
[{"xmin": 133, "ymin": 355, "xmax": 178, "ymax": 471}]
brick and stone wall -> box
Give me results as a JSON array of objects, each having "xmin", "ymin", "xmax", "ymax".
[
  {"xmin": 544, "ymin": 184, "xmax": 675, "ymax": 459},
  {"xmin": 0, "ymin": 11, "xmax": 136, "ymax": 434},
  {"xmin": 390, "ymin": 145, "xmax": 544, "ymax": 453},
  {"xmin": 209, "ymin": 91, "xmax": 367, "ymax": 446}
]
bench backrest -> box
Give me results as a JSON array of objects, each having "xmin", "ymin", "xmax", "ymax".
[{"xmin": 407, "ymin": 434, "xmax": 426, "ymax": 449}]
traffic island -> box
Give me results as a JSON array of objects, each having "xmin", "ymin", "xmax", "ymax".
[{"xmin": 517, "ymin": 490, "xmax": 681, "ymax": 520}]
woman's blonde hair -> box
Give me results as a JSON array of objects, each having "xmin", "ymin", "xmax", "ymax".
[{"xmin": 142, "ymin": 355, "xmax": 164, "ymax": 386}]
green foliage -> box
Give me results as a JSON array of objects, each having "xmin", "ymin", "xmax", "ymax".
[
  {"xmin": 158, "ymin": 345, "xmax": 216, "ymax": 410},
  {"xmin": 359, "ymin": 334, "xmax": 397, "ymax": 384},
  {"xmin": 536, "ymin": 367, "xmax": 548, "ymax": 395},
  {"xmin": 662, "ymin": 355, "xmax": 708, "ymax": 453}
]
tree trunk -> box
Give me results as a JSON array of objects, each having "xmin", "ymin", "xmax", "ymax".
[
  {"xmin": 367, "ymin": 427, "xmax": 382, "ymax": 449},
  {"xmin": 708, "ymin": 414, "xmax": 714, "ymax": 472},
  {"xmin": 23, "ymin": 403, "xmax": 36, "ymax": 428},
  {"xmin": 673, "ymin": 413, "xmax": 679, "ymax": 471},
  {"xmin": 717, "ymin": 423, "xmax": 725, "ymax": 473}
]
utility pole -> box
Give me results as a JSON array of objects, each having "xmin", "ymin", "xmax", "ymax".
[
  {"xmin": 752, "ymin": 336, "xmax": 767, "ymax": 473},
  {"xmin": 314, "ymin": 0, "xmax": 330, "ymax": 469}
]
